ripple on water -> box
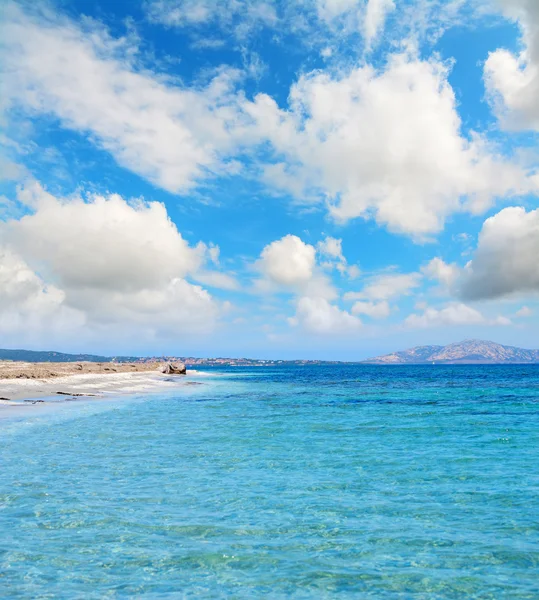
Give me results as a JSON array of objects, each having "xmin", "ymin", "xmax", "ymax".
[{"xmin": 1, "ymin": 364, "xmax": 539, "ymax": 598}]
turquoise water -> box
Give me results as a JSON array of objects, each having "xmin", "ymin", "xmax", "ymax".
[{"xmin": 1, "ymin": 365, "xmax": 539, "ymax": 598}]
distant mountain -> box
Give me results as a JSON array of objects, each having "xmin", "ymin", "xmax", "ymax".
[
  {"xmin": 0, "ymin": 349, "xmax": 139, "ymax": 363},
  {"xmin": 363, "ymin": 340, "xmax": 539, "ymax": 365}
]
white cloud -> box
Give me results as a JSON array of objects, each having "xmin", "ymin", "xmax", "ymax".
[
  {"xmin": 316, "ymin": 0, "xmax": 359, "ymax": 20},
  {"xmin": 75, "ymin": 277, "xmax": 219, "ymax": 334},
  {"xmin": 146, "ymin": 0, "xmax": 365, "ymax": 43},
  {"xmin": 364, "ymin": 0, "xmax": 395, "ymax": 50},
  {"xmin": 515, "ymin": 306, "xmax": 533, "ymax": 318},
  {"xmin": 207, "ymin": 244, "xmax": 220, "ymax": 265},
  {"xmin": 405, "ymin": 303, "xmax": 487, "ymax": 328},
  {"xmin": 494, "ymin": 315, "xmax": 512, "ymax": 326},
  {"xmin": 422, "ymin": 257, "xmax": 460, "ymax": 288},
  {"xmin": 460, "ymin": 206, "xmax": 539, "ymax": 300},
  {"xmin": 345, "ymin": 272, "xmax": 421, "ymax": 301},
  {"xmin": 289, "ymin": 296, "xmax": 361, "ymax": 334},
  {"xmin": 0, "ymin": 4, "xmax": 249, "ymax": 194},
  {"xmin": 3, "ymin": 3, "xmax": 535, "ymax": 243},
  {"xmin": 301, "ymin": 273, "xmax": 338, "ymax": 301},
  {"xmin": 317, "ymin": 236, "xmax": 344, "ymax": 261},
  {"xmin": 256, "ymin": 233, "xmax": 360, "ymax": 332},
  {"xmin": 259, "ymin": 234, "xmax": 316, "ymax": 286},
  {"xmin": 351, "ymin": 300, "xmax": 390, "ymax": 319},
  {"xmin": 146, "ymin": 0, "xmax": 278, "ymax": 35},
  {"xmin": 346, "ymin": 264, "xmax": 361, "ymax": 279},
  {"xmin": 256, "ymin": 233, "xmax": 359, "ymax": 302},
  {"xmin": 194, "ymin": 271, "xmax": 239, "ymax": 291},
  {"xmin": 343, "ymin": 272, "xmax": 419, "ymax": 321},
  {"xmin": 246, "ymin": 53, "xmax": 537, "ymax": 237},
  {"xmin": 405, "ymin": 302, "xmax": 513, "ymax": 329},
  {"xmin": 321, "ymin": 46, "xmax": 333, "ymax": 58},
  {"xmin": 0, "ymin": 247, "xmax": 84, "ymax": 335},
  {"xmin": 8, "ymin": 182, "xmax": 203, "ymax": 292},
  {"xmin": 0, "ymin": 246, "xmax": 92, "ymax": 351},
  {"xmin": 484, "ymin": 0, "xmax": 539, "ymax": 130},
  {"xmin": 0, "ymin": 182, "xmax": 223, "ymax": 339},
  {"xmin": 317, "ymin": 235, "xmax": 359, "ymax": 278},
  {"xmin": 144, "ymin": 0, "xmax": 474, "ymax": 54}
]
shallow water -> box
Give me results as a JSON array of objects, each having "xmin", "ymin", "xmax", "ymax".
[{"xmin": 1, "ymin": 365, "xmax": 539, "ymax": 598}]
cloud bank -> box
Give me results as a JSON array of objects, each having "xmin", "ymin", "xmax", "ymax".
[
  {"xmin": 0, "ymin": 182, "xmax": 223, "ymax": 342},
  {"xmin": 460, "ymin": 206, "xmax": 539, "ymax": 300}
]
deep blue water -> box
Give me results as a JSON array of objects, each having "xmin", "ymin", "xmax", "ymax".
[{"xmin": 1, "ymin": 365, "xmax": 539, "ymax": 598}]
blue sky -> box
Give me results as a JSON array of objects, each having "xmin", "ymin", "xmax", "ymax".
[{"xmin": 1, "ymin": 0, "xmax": 539, "ymax": 359}]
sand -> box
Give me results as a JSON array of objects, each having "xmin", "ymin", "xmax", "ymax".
[
  {"xmin": 0, "ymin": 360, "xmax": 163, "ymax": 380},
  {"xmin": 0, "ymin": 361, "xmax": 195, "ymax": 409}
]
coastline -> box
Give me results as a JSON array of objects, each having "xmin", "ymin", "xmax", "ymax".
[{"xmin": 0, "ymin": 361, "xmax": 200, "ymax": 415}]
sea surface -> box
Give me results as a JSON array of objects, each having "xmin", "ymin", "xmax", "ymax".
[{"xmin": 1, "ymin": 364, "xmax": 538, "ymax": 598}]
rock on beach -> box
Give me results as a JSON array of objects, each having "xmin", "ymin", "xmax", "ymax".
[{"xmin": 160, "ymin": 362, "xmax": 187, "ymax": 375}]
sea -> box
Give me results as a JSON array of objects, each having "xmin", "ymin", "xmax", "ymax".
[{"xmin": 1, "ymin": 364, "xmax": 538, "ymax": 598}]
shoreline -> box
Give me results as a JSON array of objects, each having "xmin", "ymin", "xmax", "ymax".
[{"xmin": 0, "ymin": 361, "xmax": 200, "ymax": 415}]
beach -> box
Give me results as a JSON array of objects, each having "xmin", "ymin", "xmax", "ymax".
[{"xmin": 0, "ymin": 361, "xmax": 193, "ymax": 407}]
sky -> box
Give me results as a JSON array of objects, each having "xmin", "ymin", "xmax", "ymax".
[{"xmin": 1, "ymin": 0, "xmax": 539, "ymax": 360}]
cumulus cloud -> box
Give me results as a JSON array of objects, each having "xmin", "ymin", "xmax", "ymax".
[
  {"xmin": 422, "ymin": 257, "xmax": 460, "ymax": 288},
  {"xmin": 0, "ymin": 182, "xmax": 224, "ymax": 339},
  {"xmin": 484, "ymin": 0, "xmax": 539, "ymax": 130},
  {"xmin": 256, "ymin": 233, "xmax": 361, "ymax": 333},
  {"xmin": 289, "ymin": 296, "xmax": 361, "ymax": 334},
  {"xmin": 0, "ymin": 3, "xmax": 249, "ymax": 194},
  {"xmin": 0, "ymin": 247, "xmax": 84, "ymax": 336},
  {"xmin": 259, "ymin": 234, "xmax": 316, "ymax": 286},
  {"xmin": 8, "ymin": 182, "xmax": 204, "ymax": 292},
  {"xmin": 256, "ymin": 234, "xmax": 337, "ymax": 300},
  {"xmin": 246, "ymin": 53, "xmax": 537, "ymax": 237},
  {"xmin": 3, "ymin": 3, "xmax": 536, "ymax": 241},
  {"xmin": 460, "ymin": 206, "xmax": 539, "ymax": 300},
  {"xmin": 343, "ymin": 272, "xmax": 419, "ymax": 321}
]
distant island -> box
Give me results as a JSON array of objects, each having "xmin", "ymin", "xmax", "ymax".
[
  {"xmin": 0, "ymin": 348, "xmax": 343, "ymax": 367},
  {"xmin": 3, "ymin": 339, "xmax": 539, "ymax": 366},
  {"xmin": 363, "ymin": 339, "xmax": 539, "ymax": 365}
]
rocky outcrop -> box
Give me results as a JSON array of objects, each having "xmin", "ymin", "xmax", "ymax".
[{"xmin": 161, "ymin": 362, "xmax": 187, "ymax": 375}]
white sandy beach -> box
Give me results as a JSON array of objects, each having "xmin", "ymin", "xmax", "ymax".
[{"xmin": 0, "ymin": 365, "xmax": 204, "ymax": 420}]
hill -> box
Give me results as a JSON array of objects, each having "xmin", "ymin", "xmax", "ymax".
[
  {"xmin": 0, "ymin": 348, "xmax": 342, "ymax": 366},
  {"xmin": 363, "ymin": 340, "xmax": 539, "ymax": 365}
]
